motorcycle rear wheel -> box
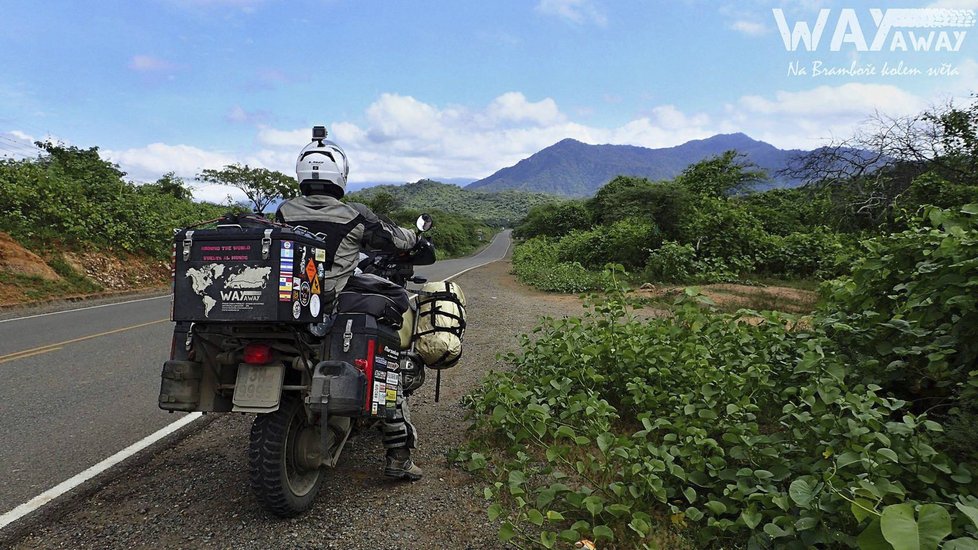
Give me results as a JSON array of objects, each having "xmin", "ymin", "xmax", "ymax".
[{"xmin": 249, "ymin": 395, "xmax": 324, "ymax": 517}]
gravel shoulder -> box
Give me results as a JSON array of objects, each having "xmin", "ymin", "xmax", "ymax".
[{"xmin": 2, "ymin": 254, "xmax": 586, "ymax": 549}]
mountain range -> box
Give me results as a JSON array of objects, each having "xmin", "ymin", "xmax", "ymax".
[{"xmin": 466, "ymin": 133, "xmax": 810, "ymax": 197}]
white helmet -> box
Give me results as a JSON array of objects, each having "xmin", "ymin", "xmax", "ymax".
[{"xmin": 296, "ymin": 125, "xmax": 349, "ymax": 196}]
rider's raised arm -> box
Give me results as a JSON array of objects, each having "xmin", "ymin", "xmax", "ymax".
[{"xmin": 348, "ymin": 202, "xmax": 417, "ymax": 252}]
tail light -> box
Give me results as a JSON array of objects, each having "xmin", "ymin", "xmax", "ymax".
[
  {"xmin": 243, "ymin": 343, "xmax": 273, "ymax": 365},
  {"xmin": 354, "ymin": 340, "xmax": 376, "ymax": 410}
]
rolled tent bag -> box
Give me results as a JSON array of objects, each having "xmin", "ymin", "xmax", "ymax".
[{"xmin": 413, "ymin": 281, "xmax": 466, "ymax": 369}]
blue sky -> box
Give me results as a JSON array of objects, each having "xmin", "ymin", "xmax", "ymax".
[{"xmin": 1, "ymin": 0, "xmax": 975, "ymax": 202}]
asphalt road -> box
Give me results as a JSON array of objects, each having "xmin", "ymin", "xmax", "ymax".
[{"xmin": 0, "ymin": 230, "xmax": 511, "ymax": 516}]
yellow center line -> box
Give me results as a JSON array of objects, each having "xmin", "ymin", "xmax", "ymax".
[{"xmin": 0, "ymin": 319, "xmax": 169, "ymax": 365}]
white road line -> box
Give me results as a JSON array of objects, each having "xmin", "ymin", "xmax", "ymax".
[
  {"xmin": 0, "ymin": 413, "xmax": 202, "ymax": 531},
  {"xmin": 0, "ymin": 294, "xmax": 170, "ymax": 324},
  {"xmin": 0, "ymin": 242, "xmax": 509, "ymax": 533}
]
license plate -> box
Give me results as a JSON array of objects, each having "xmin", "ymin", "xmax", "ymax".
[{"xmin": 233, "ymin": 363, "xmax": 285, "ymax": 412}]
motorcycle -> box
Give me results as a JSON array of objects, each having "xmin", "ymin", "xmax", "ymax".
[{"xmin": 159, "ymin": 213, "xmax": 436, "ymax": 517}]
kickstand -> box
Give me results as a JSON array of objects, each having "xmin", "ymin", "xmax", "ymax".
[{"xmin": 434, "ymin": 369, "xmax": 441, "ymax": 403}]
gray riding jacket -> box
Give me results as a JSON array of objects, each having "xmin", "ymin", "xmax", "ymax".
[{"xmin": 275, "ymin": 195, "xmax": 417, "ymax": 295}]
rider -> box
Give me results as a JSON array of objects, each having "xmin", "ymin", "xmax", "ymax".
[{"xmin": 275, "ymin": 126, "xmax": 424, "ymax": 481}]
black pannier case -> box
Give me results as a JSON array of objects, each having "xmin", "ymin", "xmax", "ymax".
[
  {"xmin": 172, "ymin": 226, "xmax": 333, "ymax": 323},
  {"xmin": 336, "ymin": 273, "xmax": 411, "ymax": 328},
  {"xmin": 323, "ymin": 313, "xmax": 402, "ymax": 418}
]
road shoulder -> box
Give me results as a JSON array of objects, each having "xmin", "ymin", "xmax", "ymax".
[{"xmin": 2, "ymin": 255, "xmax": 585, "ymax": 550}]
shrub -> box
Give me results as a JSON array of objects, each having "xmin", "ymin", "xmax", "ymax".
[
  {"xmin": 820, "ymin": 204, "xmax": 978, "ymax": 459},
  {"xmin": 515, "ymin": 201, "xmax": 592, "ymax": 240},
  {"xmin": 0, "ymin": 148, "xmax": 227, "ymax": 257},
  {"xmin": 756, "ymin": 228, "xmax": 856, "ymax": 279},
  {"xmin": 512, "ymin": 237, "xmax": 605, "ymax": 293},
  {"xmin": 644, "ymin": 241, "xmax": 696, "ymax": 282},
  {"xmin": 463, "ymin": 281, "xmax": 978, "ymax": 549},
  {"xmin": 556, "ymin": 218, "xmax": 661, "ymax": 270}
]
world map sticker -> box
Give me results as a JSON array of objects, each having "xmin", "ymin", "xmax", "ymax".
[
  {"xmin": 309, "ymin": 294, "xmax": 321, "ymax": 317},
  {"xmin": 292, "ymin": 301, "xmax": 301, "ymax": 319}
]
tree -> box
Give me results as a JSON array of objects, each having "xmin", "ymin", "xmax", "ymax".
[
  {"xmin": 514, "ymin": 200, "xmax": 591, "ymax": 239},
  {"xmin": 783, "ymin": 94, "xmax": 978, "ymax": 227},
  {"xmin": 142, "ymin": 172, "xmax": 192, "ymax": 200},
  {"xmin": 587, "ymin": 176, "xmax": 654, "ymax": 225},
  {"xmin": 586, "ymin": 176, "xmax": 690, "ymax": 239},
  {"xmin": 674, "ymin": 150, "xmax": 766, "ymax": 199},
  {"xmin": 365, "ymin": 191, "xmax": 401, "ymax": 217},
  {"xmin": 197, "ymin": 164, "xmax": 298, "ymax": 213}
]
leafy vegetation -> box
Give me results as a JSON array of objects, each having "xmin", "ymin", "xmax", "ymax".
[
  {"xmin": 461, "ymin": 96, "xmax": 978, "ymax": 549},
  {"xmin": 821, "ymin": 205, "xmax": 978, "ymax": 464},
  {"xmin": 462, "ymin": 208, "xmax": 978, "ymax": 548},
  {"xmin": 511, "ymin": 97, "xmax": 978, "ymax": 294},
  {"xmin": 512, "ymin": 169, "xmax": 852, "ymax": 291},
  {"xmin": 349, "ymin": 179, "xmax": 560, "ymax": 227},
  {"xmin": 0, "ymin": 142, "xmax": 228, "ymax": 258},
  {"xmin": 358, "ymin": 197, "xmax": 496, "ymax": 260},
  {"xmin": 0, "ymin": 142, "xmax": 496, "ymax": 291}
]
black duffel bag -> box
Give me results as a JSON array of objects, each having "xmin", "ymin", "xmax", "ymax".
[{"xmin": 336, "ymin": 273, "xmax": 411, "ymax": 328}]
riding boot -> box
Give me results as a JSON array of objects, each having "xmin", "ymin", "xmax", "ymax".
[{"xmin": 384, "ymin": 447, "xmax": 423, "ymax": 480}]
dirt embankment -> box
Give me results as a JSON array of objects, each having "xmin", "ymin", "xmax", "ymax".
[
  {"xmin": 634, "ymin": 282, "xmax": 818, "ymax": 314},
  {"xmin": 0, "ymin": 232, "xmax": 169, "ymax": 307},
  {"xmin": 2, "ymin": 257, "xmax": 585, "ymax": 550}
]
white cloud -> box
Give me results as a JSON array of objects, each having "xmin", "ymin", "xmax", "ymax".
[
  {"xmin": 536, "ymin": 0, "xmax": 607, "ymax": 26},
  {"xmin": 103, "ymin": 142, "xmax": 236, "ymax": 181},
  {"xmin": 730, "ymin": 20, "xmax": 768, "ymax": 36},
  {"xmin": 256, "ymin": 126, "xmax": 308, "ymax": 147},
  {"xmin": 726, "ymin": 83, "xmax": 932, "ymax": 149},
  {"xmin": 192, "ymin": 184, "xmax": 248, "ymax": 205},
  {"xmin": 128, "ymin": 55, "xmax": 178, "ymax": 73},
  {"xmin": 0, "ymin": 131, "xmax": 44, "ymax": 159},
  {"xmin": 100, "ymin": 83, "xmax": 958, "ymax": 189},
  {"xmin": 255, "ymin": 92, "xmax": 722, "ymax": 183},
  {"xmin": 738, "ymin": 83, "xmax": 927, "ymax": 118},
  {"xmin": 486, "ymin": 92, "xmax": 565, "ymax": 126},
  {"xmin": 926, "ymin": 1, "xmax": 978, "ymax": 8}
]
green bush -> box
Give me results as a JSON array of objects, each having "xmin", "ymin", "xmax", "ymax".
[
  {"xmin": 555, "ymin": 218, "xmax": 661, "ymax": 270},
  {"xmin": 678, "ymin": 197, "xmax": 768, "ymax": 270},
  {"xmin": 739, "ymin": 188, "xmax": 833, "ymax": 236},
  {"xmin": 512, "ymin": 237, "xmax": 605, "ymax": 293},
  {"xmin": 756, "ymin": 228, "xmax": 856, "ymax": 279},
  {"xmin": 515, "ymin": 201, "xmax": 592, "ymax": 240},
  {"xmin": 0, "ymin": 146, "xmax": 226, "ymax": 257},
  {"xmin": 390, "ymin": 208, "xmax": 492, "ymax": 259},
  {"xmin": 644, "ymin": 241, "xmax": 697, "ymax": 283},
  {"xmin": 820, "ymin": 204, "xmax": 978, "ymax": 459},
  {"xmin": 463, "ymin": 280, "xmax": 978, "ymax": 549}
]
